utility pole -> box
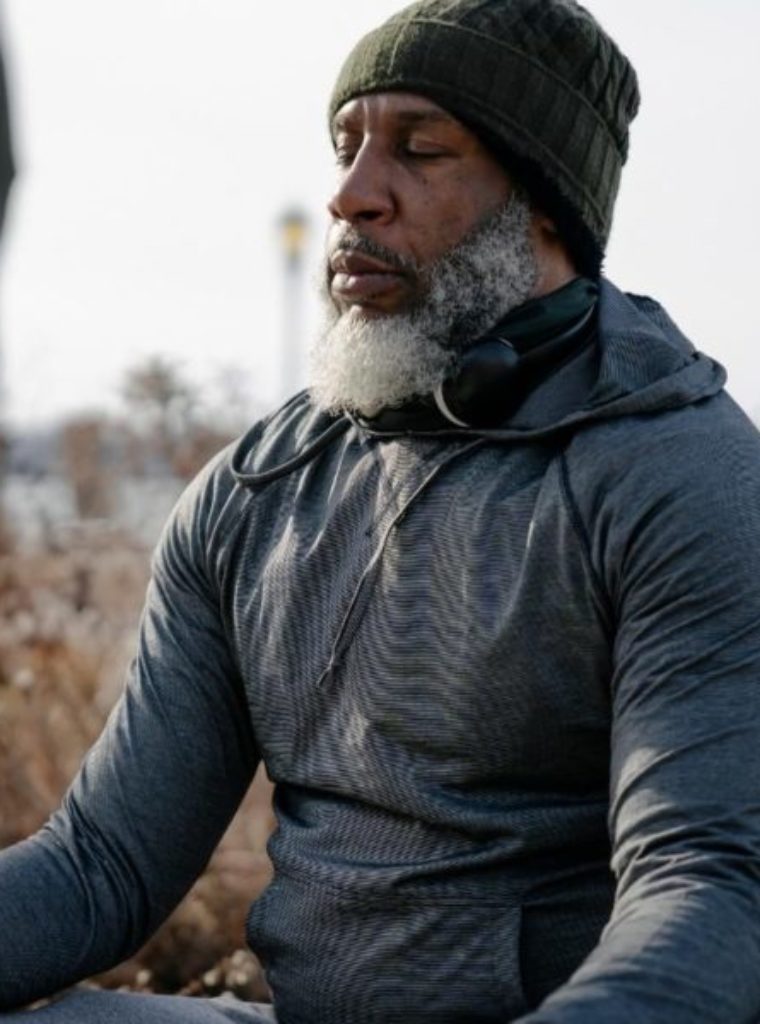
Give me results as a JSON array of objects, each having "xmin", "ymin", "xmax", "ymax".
[
  {"xmin": 0, "ymin": 22, "xmax": 16, "ymax": 548},
  {"xmin": 0, "ymin": 23, "xmax": 12, "ymax": 237},
  {"xmin": 277, "ymin": 207, "xmax": 309, "ymax": 402}
]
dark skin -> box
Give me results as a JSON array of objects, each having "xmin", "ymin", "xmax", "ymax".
[{"xmin": 327, "ymin": 92, "xmax": 577, "ymax": 318}]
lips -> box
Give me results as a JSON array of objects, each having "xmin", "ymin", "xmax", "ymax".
[
  {"xmin": 330, "ymin": 249, "xmax": 409, "ymax": 307},
  {"xmin": 330, "ymin": 250, "xmax": 401, "ymax": 276}
]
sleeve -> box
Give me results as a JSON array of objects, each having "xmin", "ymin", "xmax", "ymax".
[
  {"xmin": 0, "ymin": 457, "xmax": 259, "ymax": 1010},
  {"xmin": 517, "ymin": 406, "xmax": 760, "ymax": 1023}
]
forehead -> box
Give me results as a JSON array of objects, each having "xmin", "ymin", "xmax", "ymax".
[{"xmin": 331, "ymin": 92, "xmax": 468, "ymax": 137}]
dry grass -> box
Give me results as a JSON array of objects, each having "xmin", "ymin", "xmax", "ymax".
[{"xmin": 0, "ymin": 525, "xmax": 275, "ymax": 1001}]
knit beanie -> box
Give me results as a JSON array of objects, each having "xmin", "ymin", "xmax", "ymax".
[{"xmin": 329, "ymin": 0, "xmax": 640, "ymax": 277}]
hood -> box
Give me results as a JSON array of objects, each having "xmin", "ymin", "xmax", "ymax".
[
  {"xmin": 232, "ymin": 279, "xmax": 726, "ymax": 487},
  {"xmin": 574, "ymin": 278, "xmax": 725, "ymax": 420}
]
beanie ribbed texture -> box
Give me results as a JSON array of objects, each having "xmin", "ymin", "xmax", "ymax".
[{"xmin": 329, "ymin": 0, "xmax": 640, "ymax": 275}]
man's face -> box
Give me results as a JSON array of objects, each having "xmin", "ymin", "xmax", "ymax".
[
  {"xmin": 312, "ymin": 90, "xmax": 540, "ymax": 418},
  {"xmin": 327, "ymin": 92, "xmax": 514, "ymax": 317}
]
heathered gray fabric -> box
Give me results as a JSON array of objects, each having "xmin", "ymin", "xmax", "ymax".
[{"xmin": 2, "ymin": 279, "xmax": 760, "ymax": 1022}]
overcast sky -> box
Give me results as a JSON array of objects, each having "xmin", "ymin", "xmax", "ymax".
[{"xmin": 1, "ymin": 0, "xmax": 759, "ymax": 429}]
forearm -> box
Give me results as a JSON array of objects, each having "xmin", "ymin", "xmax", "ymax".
[
  {"xmin": 0, "ymin": 684, "xmax": 256, "ymax": 1010},
  {"xmin": 0, "ymin": 828, "xmax": 130, "ymax": 1009},
  {"xmin": 516, "ymin": 881, "xmax": 760, "ymax": 1022}
]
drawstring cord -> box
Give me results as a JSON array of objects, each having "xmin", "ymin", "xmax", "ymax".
[
  {"xmin": 315, "ymin": 438, "xmax": 488, "ymax": 688},
  {"xmin": 231, "ymin": 415, "xmax": 351, "ymax": 487}
]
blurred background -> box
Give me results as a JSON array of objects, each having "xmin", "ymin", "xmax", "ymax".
[{"xmin": 0, "ymin": 0, "xmax": 758, "ymax": 1002}]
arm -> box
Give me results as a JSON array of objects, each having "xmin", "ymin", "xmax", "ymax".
[
  {"xmin": 0, "ymin": 455, "xmax": 259, "ymax": 1009},
  {"xmin": 518, "ymin": 402, "xmax": 760, "ymax": 1022}
]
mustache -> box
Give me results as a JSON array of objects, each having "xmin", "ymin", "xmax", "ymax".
[{"xmin": 326, "ymin": 228, "xmax": 420, "ymax": 277}]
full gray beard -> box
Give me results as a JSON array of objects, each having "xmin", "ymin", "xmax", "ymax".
[{"xmin": 309, "ymin": 194, "xmax": 539, "ymax": 417}]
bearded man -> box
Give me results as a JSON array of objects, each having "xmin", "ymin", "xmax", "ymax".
[{"xmin": 2, "ymin": 1, "xmax": 760, "ymax": 1022}]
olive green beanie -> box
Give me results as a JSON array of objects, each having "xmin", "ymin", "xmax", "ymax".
[{"xmin": 329, "ymin": 0, "xmax": 640, "ymax": 275}]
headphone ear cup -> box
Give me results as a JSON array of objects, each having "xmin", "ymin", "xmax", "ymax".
[{"xmin": 435, "ymin": 337, "xmax": 523, "ymax": 428}]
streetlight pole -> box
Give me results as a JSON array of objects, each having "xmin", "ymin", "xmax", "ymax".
[{"xmin": 278, "ymin": 207, "xmax": 309, "ymax": 403}]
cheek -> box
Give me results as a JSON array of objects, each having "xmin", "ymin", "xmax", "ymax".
[
  {"xmin": 404, "ymin": 186, "xmax": 478, "ymax": 261},
  {"xmin": 408, "ymin": 192, "xmax": 493, "ymax": 263}
]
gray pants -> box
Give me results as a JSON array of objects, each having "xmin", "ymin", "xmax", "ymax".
[{"xmin": 2, "ymin": 991, "xmax": 277, "ymax": 1022}]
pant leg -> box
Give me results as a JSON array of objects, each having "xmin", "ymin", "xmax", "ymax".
[{"xmin": 1, "ymin": 990, "xmax": 276, "ymax": 1022}]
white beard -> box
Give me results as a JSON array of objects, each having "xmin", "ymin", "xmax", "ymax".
[{"xmin": 309, "ymin": 194, "xmax": 539, "ymax": 417}]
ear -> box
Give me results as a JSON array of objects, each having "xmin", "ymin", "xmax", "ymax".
[
  {"xmin": 531, "ymin": 207, "xmax": 562, "ymax": 242},
  {"xmin": 529, "ymin": 207, "xmax": 579, "ymax": 293}
]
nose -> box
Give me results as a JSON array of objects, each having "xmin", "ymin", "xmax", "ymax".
[{"xmin": 327, "ymin": 144, "xmax": 395, "ymax": 226}]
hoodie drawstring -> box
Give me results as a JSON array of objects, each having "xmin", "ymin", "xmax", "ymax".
[
  {"xmin": 231, "ymin": 415, "xmax": 351, "ymax": 488},
  {"xmin": 315, "ymin": 438, "xmax": 488, "ymax": 689}
]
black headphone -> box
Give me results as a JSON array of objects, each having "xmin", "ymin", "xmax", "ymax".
[
  {"xmin": 351, "ymin": 277, "xmax": 600, "ymax": 433},
  {"xmin": 433, "ymin": 303, "xmax": 596, "ymax": 429}
]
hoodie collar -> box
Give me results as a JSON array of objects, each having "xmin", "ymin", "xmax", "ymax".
[{"xmin": 232, "ymin": 279, "xmax": 727, "ymax": 487}]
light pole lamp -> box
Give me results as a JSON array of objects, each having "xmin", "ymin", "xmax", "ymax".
[
  {"xmin": 279, "ymin": 207, "xmax": 308, "ymax": 270},
  {"xmin": 277, "ymin": 207, "xmax": 309, "ymax": 399}
]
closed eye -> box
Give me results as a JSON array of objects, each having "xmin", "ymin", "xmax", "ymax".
[{"xmin": 401, "ymin": 146, "xmax": 448, "ymax": 160}]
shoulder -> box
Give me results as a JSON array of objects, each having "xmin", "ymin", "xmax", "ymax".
[
  {"xmin": 155, "ymin": 391, "xmax": 323, "ymax": 571},
  {"xmin": 565, "ymin": 390, "xmax": 760, "ymax": 513},
  {"xmin": 561, "ymin": 393, "xmax": 760, "ymax": 601}
]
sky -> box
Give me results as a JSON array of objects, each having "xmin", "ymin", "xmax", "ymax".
[{"xmin": 0, "ymin": 0, "xmax": 759, "ymax": 429}]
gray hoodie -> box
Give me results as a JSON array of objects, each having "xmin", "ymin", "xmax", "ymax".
[{"xmin": 1, "ymin": 280, "xmax": 760, "ymax": 1022}]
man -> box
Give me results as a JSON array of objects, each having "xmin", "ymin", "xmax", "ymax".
[{"xmin": 2, "ymin": 1, "xmax": 760, "ymax": 1021}]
